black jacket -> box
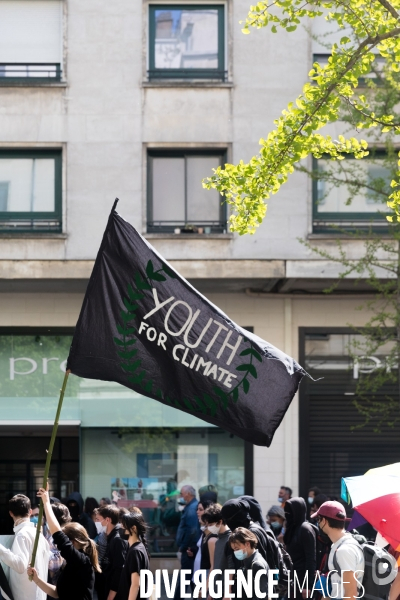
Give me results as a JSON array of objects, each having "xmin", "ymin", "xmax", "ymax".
[
  {"xmin": 237, "ymin": 550, "xmax": 269, "ymax": 600},
  {"xmin": 103, "ymin": 526, "xmax": 129, "ymax": 594},
  {"xmin": 284, "ymin": 498, "xmax": 316, "ymax": 590}
]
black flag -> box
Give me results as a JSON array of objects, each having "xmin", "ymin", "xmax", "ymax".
[{"xmin": 67, "ymin": 202, "xmax": 307, "ymax": 446}]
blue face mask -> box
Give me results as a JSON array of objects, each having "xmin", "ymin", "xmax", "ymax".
[
  {"xmin": 278, "ymin": 497, "xmax": 284, "ymax": 503},
  {"xmin": 30, "ymin": 516, "xmax": 39, "ymax": 525},
  {"xmin": 308, "ymin": 497, "xmax": 314, "ymax": 505},
  {"xmin": 270, "ymin": 521, "xmax": 282, "ymax": 533},
  {"xmin": 234, "ymin": 549, "xmax": 248, "ymax": 561}
]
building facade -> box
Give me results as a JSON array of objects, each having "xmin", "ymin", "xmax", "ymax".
[{"xmin": 0, "ymin": 0, "xmax": 398, "ymax": 557}]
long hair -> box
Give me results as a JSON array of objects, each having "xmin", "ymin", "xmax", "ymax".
[
  {"xmin": 62, "ymin": 522, "xmax": 101, "ymax": 572},
  {"xmin": 121, "ymin": 512, "xmax": 150, "ymax": 557}
]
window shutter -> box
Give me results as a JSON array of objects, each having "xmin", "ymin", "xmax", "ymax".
[{"xmin": 0, "ymin": 1, "xmax": 62, "ymax": 64}]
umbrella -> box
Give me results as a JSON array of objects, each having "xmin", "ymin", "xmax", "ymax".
[
  {"xmin": 341, "ymin": 473, "xmax": 400, "ymax": 506},
  {"xmin": 366, "ymin": 463, "xmax": 400, "ymax": 477},
  {"xmin": 352, "ymin": 493, "xmax": 400, "ymax": 551}
]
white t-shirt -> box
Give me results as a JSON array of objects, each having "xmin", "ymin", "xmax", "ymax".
[{"xmin": 328, "ymin": 534, "xmax": 365, "ymax": 599}]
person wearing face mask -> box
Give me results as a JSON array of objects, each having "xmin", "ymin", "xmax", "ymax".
[
  {"xmin": 174, "ymin": 485, "xmax": 201, "ymax": 599},
  {"xmin": 94, "ymin": 509, "xmax": 108, "ymax": 600},
  {"xmin": 266, "ymin": 505, "xmax": 286, "ymax": 543},
  {"xmin": 116, "ymin": 512, "xmax": 149, "ymax": 600},
  {"xmin": 189, "ymin": 499, "xmax": 219, "ymax": 588},
  {"xmin": 30, "ymin": 505, "xmax": 40, "ymax": 526},
  {"xmin": 284, "ymin": 497, "xmax": 316, "ymax": 600},
  {"xmin": 278, "ymin": 486, "xmax": 292, "ymax": 509},
  {"xmin": 201, "ymin": 505, "xmax": 231, "ymax": 599},
  {"xmin": 97, "ymin": 505, "xmax": 128, "ymax": 600},
  {"xmin": 221, "ymin": 499, "xmax": 272, "ymax": 568},
  {"xmin": 229, "ymin": 528, "xmax": 269, "ymax": 600}
]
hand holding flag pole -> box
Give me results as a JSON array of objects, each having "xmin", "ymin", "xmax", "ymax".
[{"xmin": 29, "ymin": 369, "xmax": 70, "ymax": 577}]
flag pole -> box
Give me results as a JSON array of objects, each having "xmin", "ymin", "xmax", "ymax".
[{"xmin": 29, "ymin": 369, "xmax": 71, "ymax": 575}]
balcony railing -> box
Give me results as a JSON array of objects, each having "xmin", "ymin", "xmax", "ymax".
[
  {"xmin": 0, "ymin": 63, "xmax": 62, "ymax": 82},
  {"xmin": 147, "ymin": 220, "xmax": 227, "ymax": 234},
  {"xmin": 0, "ymin": 218, "xmax": 62, "ymax": 233}
]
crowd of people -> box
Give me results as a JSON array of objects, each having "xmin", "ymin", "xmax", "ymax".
[{"xmin": 0, "ymin": 482, "xmax": 398, "ymax": 600}]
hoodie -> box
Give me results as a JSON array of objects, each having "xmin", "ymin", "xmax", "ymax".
[
  {"xmin": 239, "ymin": 496, "xmax": 268, "ymax": 530},
  {"xmin": 66, "ymin": 492, "xmax": 97, "ymax": 540},
  {"xmin": 283, "ymin": 497, "xmax": 316, "ymax": 591}
]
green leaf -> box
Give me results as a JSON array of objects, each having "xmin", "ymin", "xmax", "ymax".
[
  {"xmin": 193, "ymin": 395, "xmax": 208, "ymax": 414},
  {"xmin": 146, "ymin": 260, "xmax": 155, "ymax": 278},
  {"xmin": 243, "ymin": 378, "xmax": 250, "ymax": 394},
  {"xmin": 232, "ymin": 387, "xmax": 239, "ymax": 402},
  {"xmin": 118, "ymin": 349, "xmax": 138, "ymax": 360},
  {"xmin": 127, "ymin": 284, "xmax": 144, "ymax": 301},
  {"xmin": 113, "ymin": 337, "xmax": 125, "ymax": 346},
  {"xmin": 149, "ymin": 272, "xmax": 167, "ymax": 282},
  {"xmin": 128, "ymin": 371, "xmax": 146, "ymax": 385},
  {"xmin": 203, "ymin": 394, "xmax": 217, "ymax": 417},
  {"xmin": 143, "ymin": 380, "xmax": 153, "ymax": 393},
  {"xmin": 213, "ymin": 387, "xmax": 228, "ymax": 410},
  {"xmin": 183, "ymin": 397, "xmax": 194, "ymax": 411},
  {"xmin": 135, "ymin": 272, "xmax": 151, "ymax": 290},
  {"xmin": 120, "ymin": 310, "xmax": 133, "ymax": 322},
  {"xmin": 123, "ymin": 298, "xmax": 138, "ymax": 312},
  {"xmin": 240, "ymin": 347, "xmax": 262, "ymax": 362},
  {"xmin": 236, "ymin": 363, "xmax": 258, "ymax": 378},
  {"xmin": 121, "ymin": 360, "xmax": 141, "ymax": 372}
]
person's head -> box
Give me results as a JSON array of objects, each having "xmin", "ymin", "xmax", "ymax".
[
  {"xmin": 278, "ymin": 486, "xmax": 292, "ymax": 504},
  {"xmin": 52, "ymin": 503, "xmax": 72, "ymax": 526},
  {"xmin": 221, "ymin": 498, "xmax": 251, "ymax": 531},
  {"xmin": 84, "ymin": 497, "xmax": 99, "ymax": 516},
  {"xmin": 311, "ymin": 493, "xmax": 329, "ymax": 515},
  {"xmin": 9, "ymin": 494, "xmax": 31, "ymax": 520},
  {"xmin": 308, "ymin": 486, "xmax": 321, "ymax": 505},
  {"xmin": 202, "ymin": 504, "xmax": 225, "ymax": 534},
  {"xmin": 267, "ymin": 505, "xmax": 285, "ymax": 534},
  {"xmin": 62, "ymin": 522, "xmax": 101, "ymax": 572},
  {"xmin": 99, "ymin": 497, "xmax": 111, "ymax": 508},
  {"xmin": 120, "ymin": 512, "xmax": 149, "ymax": 554},
  {"xmin": 97, "ymin": 505, "xmax": 121, "ymax": 535},
  {"xmin": 311, "ymin": 501, "xmax": 350, "ymax": 541},
  {"xmin": 180, "ymin": 485, "xmax": 196, "ymax": 504},
  {"xmin": 230, "ymin": 527, "xmax": 257, "ymax": 560},
  {"xmin": 127, "ymin": 506, "xmax": 142, "ymax": 515},
  {"xmin": 31, "ymin": 505, "xmax": 39, "ymax": 517}
]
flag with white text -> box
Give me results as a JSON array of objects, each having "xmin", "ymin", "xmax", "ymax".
[{"xmin": 67, "ymin": 202, "xmax": 307, "ymax": 446}]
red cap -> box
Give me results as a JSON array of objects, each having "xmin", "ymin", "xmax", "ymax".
[{"xmin": 311, "ymin": 500, "xmax": 351, "ymax": 521}]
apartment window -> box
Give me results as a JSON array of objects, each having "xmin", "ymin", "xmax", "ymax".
[
  {"xmin": 148, "ymin": 5, "xmax": 226, "ymax": 80},
  {"xmin": 0, "ymin": 149, "xmax": 62, "ymax": 233},
  {"xmin": 313, "ymin": 155, "xmax": 391, "ymax": 233},
  {"xmin": 147, "ymin": 150, "xmax": 227, "ymax": 233},
  {"xmin": 0, "ymin": 1, "xmax": 63, "ymax": 82}
]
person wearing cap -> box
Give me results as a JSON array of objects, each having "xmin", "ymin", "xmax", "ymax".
[{"xmin": 311, "ymin": 501, "xmax": 364, "ymax": 600}]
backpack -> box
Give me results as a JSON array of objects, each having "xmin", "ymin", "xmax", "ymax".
[
  {"xmin": 332, "ymin": 536, "xmax": 397, "ymax": 600},
  {"xmin": 264, "ymin": 531, "xmax": 293, "ymax": 594}
]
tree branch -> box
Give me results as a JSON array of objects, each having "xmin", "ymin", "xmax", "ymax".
[{"xmin": 375, "ymin": 0, "xmax": 400, "ymax": 21}]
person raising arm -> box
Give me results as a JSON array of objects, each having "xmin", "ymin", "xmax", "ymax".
[{"xmin": 28, "ymin": 487, "xmax": 101, "ymax": 600}]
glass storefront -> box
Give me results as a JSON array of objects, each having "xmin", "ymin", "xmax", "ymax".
[
  {"xmin": 81, "ymin": 427, "xmax": 244, "ymax": 554},
  {"xmin": 0, "ymin": 331, "xmax": 247, "ymax": 547}
]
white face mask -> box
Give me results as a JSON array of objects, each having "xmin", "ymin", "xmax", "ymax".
[
  {"xmin": 200, "ymin": 525, "xmax": 206, "ymax": 531},
  {"xmin": 207, "ymin": 524, "xmax": 220, "ymax": 535},
  {"xmin": 95, "ymin": 522, "xmax": 107, "ymax": 534},
  {"xmin": 178, "ymin": 505, "xmax": 185, "ymax": 512},
  {"xmin": 308, "ymin": 497, "xmax": 314, "ymax": 505}
]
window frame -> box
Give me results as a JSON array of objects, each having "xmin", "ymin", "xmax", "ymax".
[
  {"xmin": 147, "ymin": 148, "xmax": 227, "ymax": 233},
  {"xmin": 148, "ymin": 4, "xmax": 226, "ymax": 80},
  {"xmin": 312, "ymin": 154, "xmax": 391, "ymax": 233},
  {"xmin": 0, "ymin": 148, "xmax": 62, "ymax": 233}
]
